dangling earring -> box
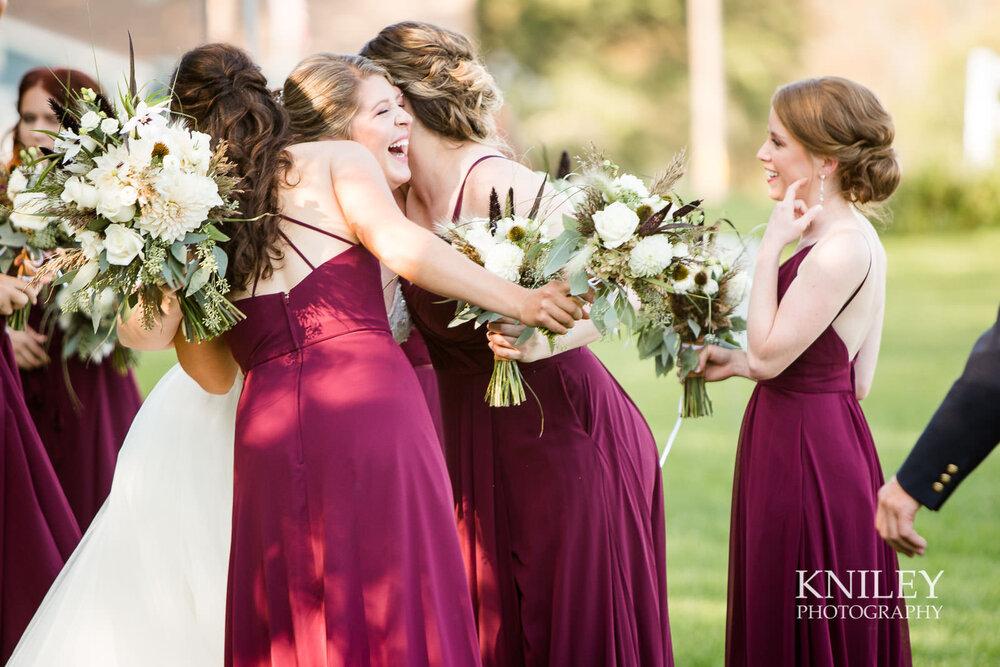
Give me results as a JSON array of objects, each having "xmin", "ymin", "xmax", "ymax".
[{"xmin": 819, "ymin": 173, "xmax": 825, "ymax": 204}]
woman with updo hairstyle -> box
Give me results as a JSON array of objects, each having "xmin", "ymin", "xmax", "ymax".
[
  {"xmin": 363, "ymin": 22, "xmax": 673, "ymax": 667},
  {"xmin": 282, "ymin": 52, "xmax": 444, "ymax": 439},
  {"xmin": 4, "ymin": 67, "xmax": 141, "ymax": 536},
  {"xmin": 698, "ymin": 76, "xmax": 911, "ymax": 665}
]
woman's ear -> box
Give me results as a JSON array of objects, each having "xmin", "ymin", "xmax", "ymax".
[{"xmin": 820, "ymin": 156, "xmax": 839, "ymax": 177}]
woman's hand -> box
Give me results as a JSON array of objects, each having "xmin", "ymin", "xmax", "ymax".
[
  {"xmin": 9, "ymin": 326, "xmax": 49, "ymax": 369},
  {"xmin": 117, "ymin": 288, "xmax": 182, "ymax": 351},
  {"xmin": 515, "ymin": 280, "xmax": 582, "ymax": 335},
  {"xmin": 487, "ymin": 317, "xmax": 553, "ymax": 363},
  {"xmin": 695, "ymin": 345, "xmax": 750, "ymax": 382},
  {"xmin": 762, "ymin": 178, "xmax": 823, "ymax": 251},
  {"xmin": 0, "ymin": 274, "xmax": 37, "ymax": 315}
]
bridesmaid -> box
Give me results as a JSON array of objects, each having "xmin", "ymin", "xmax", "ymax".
[
  {"xmin": 697, "ymin": 77, "xmax": 911, "ymax": 666},
  {"xmin": 166, "ymin": 45, "xmax": 581, "ymax": 666},
  {"xmin": 282, "ymin": 53, "xmax": 444, "ymax": 441},
  {"xmin": 0, "ymin": 273, "xmax": 81, "ymax": 662},
  {"xmin": 5, "ymin": 67, "xmax": 142, "ymax": 531},
  {"xmin": 362, "ymin": 22, "xmax": 672, "ymax": 667}
]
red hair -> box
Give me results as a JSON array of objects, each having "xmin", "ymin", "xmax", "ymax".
[{"xmin": 10, "ymin": 67, "xmax": 102, "ymax": 167}]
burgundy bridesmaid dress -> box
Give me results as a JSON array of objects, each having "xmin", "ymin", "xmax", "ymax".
[
  {"xmin": 222, "ymin": 216, "xmax": 479, "ymax": 667},
  {"xmin": 726, "ymin": 246, "xmax": 911, "ymax": 666},
  {"xmin": 398, "ymin": 157, "xmax": 671, "ymax": 667},
  {"xmin": 0, "ymin": 322, "xmax": 81, "ymax": 662},
  {"xmin": 19, "ymin": 307, "xmax": 142, "ymax": 531},
  {"xmin": 400, "ymin": 328, "xmax": 444, "ymax": 442}
]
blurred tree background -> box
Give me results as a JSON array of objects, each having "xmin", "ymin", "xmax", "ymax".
[{"xmin": 477, "ymin": 0, "xmax": 1000, "ymax": 232}]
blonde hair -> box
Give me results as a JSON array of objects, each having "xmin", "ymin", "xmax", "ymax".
[
  {"xmin": 360, "ymin": 21, "xmax": 504, "ymax": 145},
  {"xmin": 283, "ymin": 54, "xmax": 390, "ymax": 141},
  {"xmin": 773, "ymin": 76, "xmax": 900, "ymax": 204}
]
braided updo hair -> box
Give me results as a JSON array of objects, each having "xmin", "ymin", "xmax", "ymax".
[
  {"xmin": 170, "ymin": 43, "xmax": 293, "ymax": 292},
  {"xmin": 773, "ymin": 77, "xmax": 900, "ymax": 205},
  {"xmin": 360, "ymin": 21, "xmax": 504, "ymax": 146}
]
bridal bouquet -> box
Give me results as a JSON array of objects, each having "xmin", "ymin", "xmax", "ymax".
[
  {"xmin": 11, "ymin": 81, "xmax": 243, "ymax": 341},
  {"xmin": 546, "ymin": 150, "xmax": 747, "ymax": 417},
  {"xmin": 440, "ymin": 186, "xmax": 559, "ymax": 407}
]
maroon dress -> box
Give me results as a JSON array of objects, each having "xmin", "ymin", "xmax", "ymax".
[
  {"xmin": 399, "ymin": 157, "xmax": 671, "ymax": 667},
  {"xmin": 19, "ymin": 307, "xmax": 142, "ymax": 531},
  {"xmin": 726, "ymin": 246, "xmax": 911, "ymax": 666},
  {"xmin": 0, "ymin": 323, "xmax": 81, "ymax": 662},
  {"xmin": 400, "ymin": 329, "xmax": 444, "ymax": 442},
  {"xmin": 222, "ymin": 216, "xmax": 479, "ymax": 667}
]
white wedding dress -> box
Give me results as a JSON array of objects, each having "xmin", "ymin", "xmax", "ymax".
[{"xmin": 7, "ymin": 364, "xmax": 241, "ymax": 666}]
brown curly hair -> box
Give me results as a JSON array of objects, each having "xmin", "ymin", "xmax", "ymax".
[
  {"xmin": 170, "ymin": 43, "xmax": 293, "ymax": 292},
  {"xmin": 360, "ymin": 22, "xmax": 505, "ymax": 147},
  {"xmin": 773, "ymin": 76, "xmax": 900, "ymax": 205}
]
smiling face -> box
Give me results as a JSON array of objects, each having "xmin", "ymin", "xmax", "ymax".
[
  {"xmin": 348, "ymin": 75, "xmax": 412, "ymax": 191},
  {"xmin": 756, "ymin": 108, "xmax": 822, "ymax": 202},
  {"xmin": 17, "ymin": 84, "xmax": 60, "ymax": 150}
]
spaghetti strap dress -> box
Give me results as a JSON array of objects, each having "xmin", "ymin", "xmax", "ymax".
[
  {"xmin": 726, "ymin": 245, "xmax": 911, "ymax": 666},
  {"xmin": 401, "ymin": 156, "xmax": 672, "ymax": 667},
  {"xmin": 222, "ymin": 216, "xmax": 479, "ymax": 667}
]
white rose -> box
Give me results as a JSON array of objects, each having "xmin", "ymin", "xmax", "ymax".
[
  {"xmin": 79, "ymin": 134, "xmax": 99, "ymax": 154},
  {"xmin": 614, "ymin": 173, "xmax": 650, "ymax": 199},
  {"xmin": 76, "ymin": 230, "xmax": 105, "ymax": 260},
  {"xmin": 672, "ymin": 242, "xmax": 689, "ymax": 259},
  {"xmin": 7, "ymin": 169, "xmax": 28, "ymax": 197},
  {"xmin": 69, "ymin": 260, "xmax": 100, "ymax": 292},
  {"xmin": 628, "ymin": 234, "xmax": 674, "ymax": 278},
  {"xmin": 119, "ymin": 185, "xmax": 139, "ymax": 207},
  {"xmin": 592, "ymin": 201, "xmax": 640, "ymax": 249},
  {"xmin": 482, "ymin": 242, "xmax": 524, "ymax": 282},
  {"xmin": 103, "ymin": 224, "xmax": 145, "ymax": 265},
  {"xmin": 100, "ymin": 117, "xmax": 120, "ymax": 135},
  {"xmin": 702, "ymin": 278, "xmax": 719, "ymax": 296},
  {"xmin": 464, "ymin": 226, "xmax": 496, "ymax": 254},
  {"xmin": 96, "ymin": 189, "xmax": 136, "ymax": 223},
  {"xmin": 79, "ymin": 110, "xmax": 101, "ymax": 132},
  {"xmin": 76, "ymin": 183, "xmax": 99, "ymax": 209},
  {"xmin": 10, "ymin": 192, "xmax": 54, "ymax": 230}
]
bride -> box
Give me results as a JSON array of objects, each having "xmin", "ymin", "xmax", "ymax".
[{"xmin": 7, "ymin": 50, "xmax": 449, "ymax": 666}]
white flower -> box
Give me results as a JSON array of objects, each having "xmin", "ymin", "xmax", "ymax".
[
  {"xmin": 79, "ymin": 111, "xmax": 101, "ymax": 133},
  {"xmin": 464, "ymin": 226, "xmax": 497, "ymax": 254},
  {"xmin": 136, "ymin": 170, "xmax": 223, "ymax": 243},
  {"xmin": 100, "ymin": 117, "xmax": 120, "ymax": 135},
  {"xmin": 482, "ymin": 241, "xmax": 524, "ymax": 282},
  {"xmin": 80, "ymin": 88, "xmax": 97, "ymax": 103},
  {"xmin": 6, "ymin": 169, "xmax": 28, "ymax": 197},
  {"xmin": 69, "ymin": 260, "xmax": 100, "ymax": 292},
  {"xmin": 628, "ymin": 234, "xmax": 674, "ymax": 277},
  {"xmin": 614, "ymin": 173, "xmax": 650, "ymax": 199},
  {"xmin": 95, "ymin": 187, "xmax": 137, "ymax": 223},
  {"xmin": 118, "ymin": 185, "xmax": 139, "ymax": 207},
  {"xmin": 60, "ymin": 176, "xmax": 99, "ymax": 210},
  {"xmin": 727, "ymin": 271, "xmax": 750, "ymax": 301},
  {"xmin": 672, "ymin": 242, "xmax": 689, "ymax": 259},
  {"xmin": 10, "ymin": 192, "xmax": 54, "ymax": 230},
  {"xmin": 120, "ymin": 100, "xmax": 170, "ymax": 136},
  {"xmin": 103, "ymin": 224, "xmax": 145, "ymax": 265},
  {"xmin": 641, "ymin": 196, "xmax": 666, "ymax": 211},
  {"xmin": 702, "ymin": 278, "xmax": 719, "ymax": 296},
  {"xmin": 55, "ymin": 131, "xmax": 99, "ymax": 163},
  {"xmin": 76, "ymin": 230, "xmax": 105, "ymax": 260},
  {"xmin": 592, "ymin": 201, "xmax": 640, "ymax": 249}
]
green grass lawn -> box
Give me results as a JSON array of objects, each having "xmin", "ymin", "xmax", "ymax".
[{"xmin": 132, "ymin": 228, "xmax": 1000, "ymax": 665}]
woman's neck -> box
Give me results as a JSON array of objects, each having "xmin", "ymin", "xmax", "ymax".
[
  {"xmin": 799, "ymin": 195, "xmax": 857, "ymax": 246},
  {"xmin": 407, "ymin": 136, "xmax": 501, "ymax": 225}
]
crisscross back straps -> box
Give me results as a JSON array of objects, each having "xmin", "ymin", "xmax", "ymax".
[
  {"xmin": 250, "ymin": 214, "xmax": 358, "ymax": 296},
  {"xmin": 452, "ymin": 155, "xmax": 505, "ymax": 222}
]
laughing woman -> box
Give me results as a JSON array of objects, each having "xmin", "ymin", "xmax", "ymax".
[{"xmin": 362, "ymin": 22, "xmax": 672, "ymax": 667}]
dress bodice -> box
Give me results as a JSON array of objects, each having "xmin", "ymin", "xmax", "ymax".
[
  {"xmin": 758, "ymin": 245, "xmax": 861, "ymax": 394},
  {"xmin": 224, "ymin": 245, "xmax": 391, "ymax": 374}
]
